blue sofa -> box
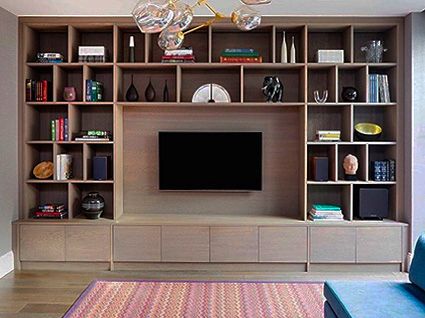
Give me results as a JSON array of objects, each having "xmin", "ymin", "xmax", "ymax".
[{"xmin": 324, "ymin": 234, "xmax": 425, "ymax": 318}]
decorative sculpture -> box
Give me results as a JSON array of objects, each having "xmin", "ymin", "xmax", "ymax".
[
  {"xmin": 262, "ymin": 76, "xmax": 284, "ymax": 103},
  {"xmin": 343, "ymin": 154, "xmax": 358, "ymax": 181}
]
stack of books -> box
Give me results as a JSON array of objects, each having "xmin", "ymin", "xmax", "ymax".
[
  {"xmin": 75, "ymin": 130, "xmax": 112, "ymax": 142},
  {"xmin": 51, "ymin": 117, "xmax": 69, "ymax": 141},
  {"xmin": 316, "ymin": 130, "xmax": 341, "ymax": 141},
  {"xmin": 309, "ymin": 204, "xmax": 344, "ymax": 221},
  {"xmin": 220, "ymin": 48, "xmax": 262, "ymax": 63},
  {"xmin": 25, "ymin": 79, "xmax": 50, "ymax": 102},
  {"xmin": 161, "ymin": 47, "xmax": 195, "ymax": 63},
  {"xmin": 36, "ymin": 52, "xmax": 64, "ymax": 63},
  {"xmin": 86, "ymin": 80, "xmax": 104, "ymax": 102},
  {"xmin": 56, "ymin": 154, "xmax": 73, "ymax": 180},
  {"xmin": 78, "ymin": 46, "xmax": 106, "ymax": 63},
  {"xmin": 371, "ymin": 159, "xmax": 396, "ymax": 181},
  {"xmin": 369, "ymin": 74, "xmax": 391, "ymax": 103},
  {"xmin": 34, "ymin": 204, "xmax": 67, "ymax": 219}
]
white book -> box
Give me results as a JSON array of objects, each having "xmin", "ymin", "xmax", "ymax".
[{"xmin": 56, "ymin": 154, "xmax": 62, "ymax": 180}]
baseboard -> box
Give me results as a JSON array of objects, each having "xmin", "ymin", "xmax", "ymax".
[{"xmin": 0, "ymin": 251, "xmax": 14, "ymax": 278}]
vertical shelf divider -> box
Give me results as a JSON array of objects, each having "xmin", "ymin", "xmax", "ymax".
[
  {"xmin": 364, "ymin": 144, "xmax": 369, "ymax": 182},
  {"xmin": 331, "ymin": 144, "xmax": 338, "ymax": 182},
  {"xmin": 240, "ymin": 66, "xmax": 244, "ymax": 103},
  {"xmin": 113, "ymin": 24, "xmax": 119, "ymax": 64},
  {"xmin": 271, "ymin": 25, "xmax": 276, "ymax": 63},
  {"xmin": 208, "ymin": 25, "xmax": 213, "ymax": 63},
  {"xmin": 302, "ymin": 25, "xmax": 308, "ymax": 64},
  {"xmin": 68, "ymin": 25, "xmax": 79, "ymax": 63},
  {"xmin": 346, "ymin": 26, "xmax": 354, "ymax": 63},
  {"xmin": 176, "ymin": 65, "xmax": 182, "ymax": 103}
]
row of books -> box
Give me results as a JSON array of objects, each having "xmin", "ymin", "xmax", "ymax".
[
  {"xmin": 26, "ymin": 79, "xmax": 50, "ymax": 102},
  {"xmin": 51, "ymin": 117, "xmax": 69, "ymax": 141},
  {"xmin": 369, "ymin": 74, "xmax": 391, "ymax": 103},
  {"xmin": 371, "ymin": 159, "xmax": 396, "ymax": 182},
  {"xmin": 36, "ymin": 52, "xmax": 64, "ymax": 63},
  {"xmin": 162, "ymin": 47, "xmax": 195, "ymax": 63},
  {"xmin": 74, "ymin": 130, "xmax": 112, "ymax": 142},
  {"xmin": 316, "ymin": 130, "xmax": 341, "ymax": 142},
  {"xmin": 86, "ymin": 80, "xmax": 104, "ymax": 102},
  {"xmin": 308, "ymin": 204, "xmax": 344, "ymax": 221},
  {"xmin": 34, "ymin": 204, "xmax": 67, "ymax": 219},
  {"xmin": 78, "ymin": 46, "xmax": 107, "ymax": 63},
  {"xmin": 56, "ymin": 154, "xmax": 73, "ymax": 180},
  {"xmin": 220, "ymin": 48, "xmax": 263, "ymax": 63}
]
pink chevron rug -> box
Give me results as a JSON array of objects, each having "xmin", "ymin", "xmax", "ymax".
[{"xmin": 64, "ymin": 280, "xmax": 324, "ymax": 318}]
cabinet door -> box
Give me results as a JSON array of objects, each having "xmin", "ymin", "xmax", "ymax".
[
  {"xmin": 210, "ymin": 227, "xmax": 258, "ymax": 262},
  {"xmin": 259, "ymin": 227, "xmax": 308, "ymax": 262},
  {"xmin": 20, "ymin": 225, "xmax": 65, "ymax": 261},
  {"xmin": 357, "ymin": 227, "xmax": 402, "ymax": 263},
  {"xmin": 65, "ymin": 226, "xmax": 111, "ymax": 262},
  {"xmin": 114, "ymin": 226, "xmax": 161, "ymax": 262},
  {"xmin": 162, "ymin": 226, "xmax": 210, "ymax": 262},
  {"xmin": 310, "ymin": 227, "xmax": 356, "ymax": 263}
]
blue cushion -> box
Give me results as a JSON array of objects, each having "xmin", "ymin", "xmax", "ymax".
[
  {"xmin": 325, "ymin": 281, "xmax": 425, "ymax": 318},
  {"xmin": 324, "ymin": 301, "xmax": 338, "ymax": 318},
  {"xmin": 410, "ymin": 234, "xmax": 425, "ymax": 292}
]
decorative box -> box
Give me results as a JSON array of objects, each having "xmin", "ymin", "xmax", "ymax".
[{"xmin": 316, "ymin": 50, "xmax": 344, "ymax": 63}]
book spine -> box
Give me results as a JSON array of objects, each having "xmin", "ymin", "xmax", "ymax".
[
  {"xmin": 55, "ymin": 119, "xmax": 60, "ymax": 141},
  {"xmin": 42, "ymin": 80, "xmax": 48, "ymax": 102},
  {"xmin": 383, "ymin": 75, "xmax": 391, "ymax": 103},
  {"xmin": 51, "ymin": 120, "xmax": 56, "ymax": 141},
  {"xmin": 56, "ymin": 154, "xmax": 61, "ymax": 180},
  {"xmin": 219, "ymin": 56, "xmax": 263, "ymax": 63},
  {"xmin": 59, "ymin": 117, "xmax": 64, "ymax": 141},
  {"xmin": 389, "ymin": 159, "xmax": 396, "ymax": 181},
  {"xmin": 91, "ymin": 81, "xmax": 98, "ymax": 102},
  {"xmin": 97, "ymin": 82, "xmax": 103, "ymax": 101},
  {"xmin": 64, "ymin": 118, "xmax": 69, "ymax": 141},
  {"xmin": 26, "ymin": 79, "xmax": 32, "ymax": 101},
  {"xmin": 86, "ymin": 80, "xmax": 92, "ymax": 102}
]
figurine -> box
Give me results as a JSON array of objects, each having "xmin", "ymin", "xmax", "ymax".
[
  {"xmin": 343, "ymin": 154, "xmax": 358, "ymax": 181},
  {"xmin": 262, "ymin": 76, "xmax": 284, "ymax": 103}
]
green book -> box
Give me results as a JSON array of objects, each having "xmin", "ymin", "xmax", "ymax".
[
  {"xmin": 51, "ymin": 120, "xmax": 56, "ymax": 141},
  {"xmin": 221, "ymin": 52, "xmax": 260, "ymax": 58},
  {"xmin": 312, "ymin": 204, "xmax": 341, "ymax": 211},
  {"xmin": 91, "ymin": 81, "xmax": 98, "ymax": 102}
]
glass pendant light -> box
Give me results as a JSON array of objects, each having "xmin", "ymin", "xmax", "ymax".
[
  {"xmin": 240, "ymin": 0, "xmax": 271, "ymax": 4},
  {"xmin": 132, "ymin": 0, "xmax": 175, "ymax": 33},
  {"xmin": 158, "ymin": 28, "xmax": 185, "ymax": 50},
  {"xmin": 167, "ymin": 1, "xmax": 194, "ymax": 32},
  {"xmin": 231, "ymin": 5, "xmax": 262, "ymax": 31}
]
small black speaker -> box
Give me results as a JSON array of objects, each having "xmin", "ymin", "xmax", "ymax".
[
  {"xmin": 355, "ymin": 188, "xmax": 389, "ymax": 220},
  {"xmin": 311, "ymin": 157, "xmax": 329, "ymax": 181},
  {"xmin": 93, "ymin": 156, "xmax": 110, "ymax": 180}
]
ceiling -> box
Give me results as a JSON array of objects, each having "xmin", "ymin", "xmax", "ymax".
[{"xmin": 0, "ymin": 0, "xmax": 424, "ymax": 16}]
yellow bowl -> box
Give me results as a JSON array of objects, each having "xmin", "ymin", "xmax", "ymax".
[{"xmin": 354, "ymin": 123, "xmax": 382, "ymax": 141}]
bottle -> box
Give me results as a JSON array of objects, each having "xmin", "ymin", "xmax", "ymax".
[
  {"xmin": 290, "ymin": 36, "xmax": 296, "ymax": 63},
  {"xmin": 129, "ymin": 35, "xmax": 135, "ymax": 63},
  {"xmin": 281, "ymin": 31, "xmax": 287, "ymax": 63}
]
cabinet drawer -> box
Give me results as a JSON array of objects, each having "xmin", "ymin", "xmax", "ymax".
[
  {"xmin": 210, "ymin": 226, "xmax": 258, "ymax": 262},
  {"xmin": 162, "ymin": 226, "xmax": 210, "ymax": 262},
  {"xmin": 114, "ymin": 226, "xmax": 161, "ymax": 262},
  {"xmin": 310, "ymin": 227, "xmax": 356, "ymax": 263},
  {"xmin": 65, "ymin": 226, "xmax": 111, "ymax": 262},
  {"xmin": 20, "ymin": 225, "xmax": 65, "ymax": 261},
  {"xmin": 357, "ymin": 227, "xmax": 402, "ymax": 263}
]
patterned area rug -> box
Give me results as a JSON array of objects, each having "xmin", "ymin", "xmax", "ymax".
[{"xmin": 64, "ymin": 280, "xmax": 324, "ymax": 318}]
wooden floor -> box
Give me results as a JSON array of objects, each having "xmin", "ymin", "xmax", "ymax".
[{"xmin": 0, "ymin": 270, "xmax": 408, "ymax": 317}]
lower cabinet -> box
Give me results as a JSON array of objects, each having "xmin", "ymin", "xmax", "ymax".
[
  {"xmin": 310, "ymin": 227, "xmax": 356, "ymax": 263},
  {"xmin": 20, "ymin": 225, "xmax": 65, "ymax": 261},
  {"xmin": 356, "ymin": 227, "xmax": 402, "ymax": 263},
  {"xmin": 65, "ymin": 226, "xmax": 111, "ymax": 262}
]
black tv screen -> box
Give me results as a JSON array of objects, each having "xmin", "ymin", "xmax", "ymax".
[{"xmin": 159, "ymin": 132, "xmax": 262, "ymax": 191}]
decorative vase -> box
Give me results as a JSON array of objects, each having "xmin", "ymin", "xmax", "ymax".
[
  {"xmin": 125, "ymin": 74, "xmax": 139, "ymax": 102},
  {"xmin": 129, "ymin": 35, "xmax": 136, "ymax": 63},
  {"xmin": 63, "ymin": 87, "xmax": 77, "ymax": 102},
  {"xmin": 290, "ymin": 36, "xmax": 296, "ymax": 63},
  {"xmin": 341, "ymin": 86, "xmax": 359, "ymax": 102},
  {"xmin": 163, "ymin": 80, "xmax": 169, "ymax": 102},
  {"xmin": 81, "ymin": 192, "xmax": 105, "ymax": 219},
  {"xmin": 145, "ymin": 78, "xmax": 156, "ymax": 102},
  {"xmin": 281, "ymin": 31, "xmax": 287, "ymax": 63}
]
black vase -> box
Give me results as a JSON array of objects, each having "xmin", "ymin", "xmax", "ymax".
[
  {"xmin": 163, "ymin": 80, "xmax": 169, "ymax": 102},
  {"xmin": 81, "ymin": 192, "xmax": 105, "ymax": 219},
  {"xmin": 341, "ymin": 86, "xmax": 359, "ymax": 102},
  {"xmin": 125, "ymin": 75, "xmax": 139, "ymax": 102},
  {"xmin": 145, "ymin": 78, "xmax": 156, "ymax": 102}
]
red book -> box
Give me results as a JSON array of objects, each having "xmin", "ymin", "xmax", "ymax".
[
  {"xmin": 59, "ymin": 117, "xmax": 64, "ymax": 141},
  {"xmin": 42, "ymin": 80, "xmax": 48, "ymax": 102},
  {"xmin": 161, "ymin": 54, "xmax": 194, "ymax": 60},
  {"xmin": 219, "ymin": 56, "xmax": 263, "ymax": 63},
  {"xmin": 36, "ymin": 82, "xmax": 41, "ymax": 101}
]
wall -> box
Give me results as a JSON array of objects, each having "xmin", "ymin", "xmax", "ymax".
[{"xmin": 0, "ymin": 6, "xmax": 18, "ymax": 264}]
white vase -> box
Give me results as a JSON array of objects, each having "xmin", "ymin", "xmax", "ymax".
[
  {"xmin": 281, "ymin": 31, "xmax": 287, "ymax": 63},
  {"xmin": 290, "ymin": 36, "xmax": 296, "ymax": 63}
]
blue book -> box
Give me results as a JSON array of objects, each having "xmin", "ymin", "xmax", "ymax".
[{"xmin": 86, "ymin": 80, "xmax": 92, "ymax": 102}]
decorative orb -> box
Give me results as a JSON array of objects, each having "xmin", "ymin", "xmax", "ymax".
[
  {"xmin": 231, "ymin": 5, "xmax": 262, "ymax": 31},
  {"xmin": 158, "ymin": 28, "xmax": 184, "ymax": 50},
  {"xmin": 132, "ymin": 0, "xmax": 174, "ymax": 33},
  {"xmin": 167, "ymin": 1, "xmax": 194, "ymax": 32},
  {"xmin": 240, "ymin": 0, "xmax": 271, "ymax": 4}
]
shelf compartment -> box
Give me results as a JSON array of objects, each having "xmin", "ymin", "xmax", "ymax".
[
  {"xmin": 275, "ymin": 26, "xmax": 306, "ymax": 64},
  {"xmin": 25, "ymin": 104, "xmax": 68, "ymax": 141},
  {"xmin": 369, "ymin": 144, "xmax": 397, "ymax": 181},
  {"xmin": 211, "ymin": 26, "xmax": 273, "ymax": 63},
  {"xmin": 353, "ymin": 184, "xmax": 396, "ymax": 220},
  {"xmin": 70, "ymin": 26, "xmax": 114, "ymax": 63},
  {"xmin": 83, "ymin": 65, "xmax": 114, "ymax": 102},
  {"xmin": 23, "ymin": 25, "xmax": 68, "ymax": 63},
  {"xmin": 307, "ymin": 26, "xmax": 351, "ymax": 63},
  {"xmin": 353, "ymin": 105, "xmax": 396, "ymax": 142},
  {"xmin": 307, "ymin": 184, "xmax": 352, "ymax": 220},
  {"xmin": 243, "ymin": 66, "xmax": 305, "ymax": 103},
  {"xmin": 25, "ymin": 144, "xmax": 54, "ymax": 181},
  {"xmin": 25, "ymin": 65, "xmax": 54, "ymax": 102},
  {"xmin": 55, "ymin": 144, "xmax": 84, "ymax": 180},
  {"xmin": 54, "ymin": 65, "xmax": 84, "ymax": 102},
  {"xmin": 68, "ymin": 104, "xmax": 113, "ymax": 141},
  {"xmin": 117, "ymin": 66, "xmax": 177, "ymax": 102},
  {"xmin": 307, "ymin": 66, "xmax": 337, "ymax": 103},
  {"xmin": 337, "ymin": 144, "xmax": 367, "ymax": 181},
  {"xmin": 307, "ymin": 105, "xmax": 351, "ymax": 142},
  {"xmin": 308, "ymin": 144, "xmax": 337, "ymax": 181},
  {"xmin": 337, "ymin": 65, "xmax": 367, "ymax": 103},
  {"xmin": 149, "ymin": 27, "xmax": 209, "ymax": 63},
  {"xmin": 117, "ymin": 26, "xmax": 146, "ymax": 63},
  {"xmin": 84, "ymin": 143, "xmax": 114, "ymax": 181},
  {"xmin": 368, "ymin": 65, "xmax": 397, "ymax": 103},
  {"xmin": 353, "ymin": 26, "xmax": 397, "ymax": 63},
  {"xmin": 180, "ymin": 66, "xmax": 241, "ymax": 103},
  {"xmin": 24, "ymin": 183, "xmax": 69, "ymax": 219}
]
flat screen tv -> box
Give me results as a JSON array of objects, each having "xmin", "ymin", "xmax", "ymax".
[{"xmin": 159, "ymin": 132, "xmax": 263, "ymax": 191}]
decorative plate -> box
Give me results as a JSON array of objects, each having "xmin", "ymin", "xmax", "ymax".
[
  {"xmin": 33, "ymin": 161, "xmax": 54, "ymax": 179},
  {"xmin": 192, "ymin": 83, "xmax": 231, "ymax": 103}
]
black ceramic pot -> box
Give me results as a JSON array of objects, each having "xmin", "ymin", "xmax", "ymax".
[
  {"xmin": 341, "ymin": 86, "xmax": 359, "ymax": 102},
  {"xmin": 81, "ymin": 192, "xmax": 105, "ymax": 219}
]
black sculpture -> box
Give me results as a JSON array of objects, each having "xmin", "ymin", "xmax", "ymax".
[{"xmin": 262, "ymin": 76, "xmax": 284, "ymax": 103}]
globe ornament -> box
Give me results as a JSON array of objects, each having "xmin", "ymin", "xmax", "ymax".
[
  {"xmin": 132, "ymin": 0, "xmax": 175, "ymax": 33},
  {"xmin": 167, "ymin": 1, "xmax": 194, "ymax": 33},
  {"xmin": 240, "ymin": 0, "xmax": 271, "ymax": 4},
  {"xmin": 158, "ymin": 28, "xmax": 185, "ymax": 50},
  {"xmin": 231, "ymin": 5, "xmax": 262, "ymax": 31}
]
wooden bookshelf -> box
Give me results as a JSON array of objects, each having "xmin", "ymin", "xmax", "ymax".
[{"xmin": 15, "ymin": 17, "xmax": 408, "ymax": 271}]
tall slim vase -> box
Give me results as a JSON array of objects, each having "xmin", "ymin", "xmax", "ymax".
[
  {"xmin": 290, "ymin": 36, "xmax": 296, "ymax": 63},
  {"xmin": 281, "ymin": 31, "xmax": 288, "ymax": 63}
]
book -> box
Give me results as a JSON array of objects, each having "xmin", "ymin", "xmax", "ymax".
[
  {"xmin": 312, "ymin": 204, "xmax": 342, "ymax": 211},
  {"xmin": 34, "ymin": 211, "xmax": 68, "ymax": 219},
  {"xmin": 164, "ymin": 48, "xmax": 193, "ymax": 56},
  {"xmin": 64, "ymin": 118, "xmax": 69, "ymax": 141},
  {"xmin": 51, "ymin": 120, "xmax": 56, "ymax": 141},
  {"xmin": 86, "ymin": 80, "xmax": 92, "ymax": 102},
  {"xmin": 55, "ymin": 119, "xmax": 60, "ymax": 141},
  {"xmin": 59, "ymin": 117, "xmax": 64, "ymax": 141},
  {"xmin": 220, "ymin": 56, "xmax": 263, "ymax": 63},
  {"xmin": 221, "ymin": 48, "xmax": 259, "ymax": 57}
]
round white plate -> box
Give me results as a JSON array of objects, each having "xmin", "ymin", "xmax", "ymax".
[{"xmin": 192, "ymin": 83, "xmax": 232, "ymax": 103}]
